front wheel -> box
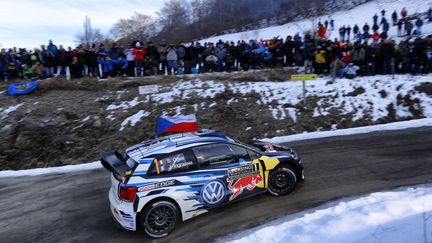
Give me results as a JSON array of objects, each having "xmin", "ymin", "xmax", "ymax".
[
  {"xmin": 267, "ymin": 166, "xmax": 297, "ymax": 196},
  {"xmin": 140, "ymin": 201, "xmax": 179, "ymax": 238}
]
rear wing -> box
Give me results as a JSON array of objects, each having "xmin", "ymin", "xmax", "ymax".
[{"xmin": 100, "ymin": 151, "xmax": 133, "ymax": 180}]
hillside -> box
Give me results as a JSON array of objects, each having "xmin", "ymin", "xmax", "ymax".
[
  {"xmin": 0, "ymin": 71, "xmax": 431, "ymax": 170},
  {"xmin": 199, "ymin": 0, "xmax": 432, "ymax": 43}
]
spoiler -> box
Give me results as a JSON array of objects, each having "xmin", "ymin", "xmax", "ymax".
[{"xmin": 100, "ymin": 151, "xmax": 133, "ymax": 179}]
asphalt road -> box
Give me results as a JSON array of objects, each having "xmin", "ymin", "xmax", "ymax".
[{"xmin": 1, "ymin": 126, "xmax": 432, "ymax": 243}]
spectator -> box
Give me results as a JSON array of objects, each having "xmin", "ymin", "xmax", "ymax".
[
  {"xmin": 31, "ymin": 61, "xmax": 44, "ymax": 79},
  {"xmin": 88, "ymin": 44, "xmax": 99, "ymax": 77},
  {"xmin": 205, "ymin": 51, "xmax": 218, "ymax": 72},
  {"xmin": 56, "ymin": 45, "xmax": 70, "ymax": 77},
  {"xmin": 314, "ymin": 46, "xmax": 327, "ymax": 74},
  {"xmin": 343, "ymin": 63, "xmax": 360, "ymax": 79},
  {"xmin": 381, "ymin": 9, "xmax": 386, "ymax": 17},
  {"xmin": 41, "ymin": 45, "xmax": 55, "ymax": 77},
  {"xmin": 346, "ymin": 25, "xmax": 352, "ymax": 41},
  {"xmin": 392, "ymin": 10, "xmax": 398, "ymax": 25},
  {"xmin": 401, "ymin": 7, "xmax": 407, "ymax": 18},
  {"xmin": 380, "ymin": 39, "xmax": 394, "ymax": 74},
  {"xmin": 339, "ymin": 25, "xmax": 346, "ymax": 42},
  {"xmin": 405, "ymin": 20, "xmax": 413, "ymax": 36},
  {"xmin": 166, "ymin": 44, "xmax": 177, "ymax": 75},
  {"xmin": 373, "ymin": 14, "xmax": 378, "ymax": 25},
  {"xmin": 124, "ymin": 43, "xmax": 135, "ymax": 77},
  {"xmin": 158, "ymin": 40, "xmax": 168, "ymax": 74},
  {"xmin": 98, "ymin": 56, "xmax": 114, "ymax": 79},
  {"xmin": 133, "ymin": 42, "xmax": 145, "ymax": 76},
  {"xmin": 397, "ymin": 20, "xmax": 403, "ymax": 36},
  {"xmin": 113, "ymin": 55, "xmax": 128, "ymax": 76},
  {"xmin": 330, "ymin": 18, "xmax": 335, "ymax": 30},
  {"xmin": 353, "ymin": 24, "xmax": 359, "ymax": 39},
  {"xmin": 415, "ymin": 17, "xmax": 423, "ymax": 35},
  {"xmin": 351, "ymin": 43, "xmax": 365, "ymax": 74},
  {"xmin": 363, "ymin": 23, "xmax": 370, "ymax": 40}
]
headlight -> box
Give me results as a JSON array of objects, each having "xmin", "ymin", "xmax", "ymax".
[{"xmin": 290, "ymin": 150, "xmax": 299, "ymax": 160}]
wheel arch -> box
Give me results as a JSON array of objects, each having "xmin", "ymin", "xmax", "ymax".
[
  {"xmin": 137, "ymin": 196, "xmax": 184, "ymax": 226},
  {"xmin": 273, "ymin": 158, "xmax": 303, "ymax": 182}
]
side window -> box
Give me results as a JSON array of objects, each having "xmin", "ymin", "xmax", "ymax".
[
  {"xmin": 150, "ymin": 150, "xmax": 196, "ymax": 175},
  {"xmin": 192, "ymin": 144, "xmax": 236, "ymax": 168},
  {"xmin": 228, "ymin": 145, "xmax": 251, "ymax": 162},
  {"xmin": 247, "ymin": 149, "xmax": 262, "ymax": 160}
]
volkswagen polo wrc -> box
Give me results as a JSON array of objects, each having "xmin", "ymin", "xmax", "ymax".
[{"xmin": 100, "ymin": 130, "xmax": 304, "ymax": 238}]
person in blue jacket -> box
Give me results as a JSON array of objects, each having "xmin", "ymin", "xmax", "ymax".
[
  {"xmin": 98, "ymin": 56, "xmax": 114, "ymax": 78},
  {"xmin": 113, "ymin": 55, "xmax": 128, "ymax": 76}
]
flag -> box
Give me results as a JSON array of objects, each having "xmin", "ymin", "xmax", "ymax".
[{"xmin": 156, "ymin": 114, "xmax": 198, "ymax": 135}]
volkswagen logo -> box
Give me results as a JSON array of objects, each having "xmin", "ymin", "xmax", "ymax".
[{"xmin": 201, "ymin": 180, "xmax": 226, "ymax": 206}]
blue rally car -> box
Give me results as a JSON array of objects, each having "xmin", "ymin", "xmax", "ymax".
[{"xmin": 100, "ymin": 130, "xmax": 304, "ymax": 238}]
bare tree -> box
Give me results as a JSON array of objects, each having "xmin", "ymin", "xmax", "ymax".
[
  {"xmin": 110, "ymin": 12, "xmax": 156, "ymax": 41},
  {"xmin": 75, "ymin": 16, "xmax": 105, "ymax": 46}
]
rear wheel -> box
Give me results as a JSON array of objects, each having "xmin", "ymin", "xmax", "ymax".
[
  {"xmin": 267, "ymin": 166, "xmax": 297, "ymax": 196},
  {"xmin": 140, "ymin": 201, "xmax": 179, "ymax": 238}
]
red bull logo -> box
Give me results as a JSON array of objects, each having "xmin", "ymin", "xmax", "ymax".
[{"xmin": 227, "ymin": 173, "xmax": 263, "ymax": 201}]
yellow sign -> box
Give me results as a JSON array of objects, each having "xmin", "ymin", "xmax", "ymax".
[{"xmin": 291, "ymin": 74, "xmax": 317, "ymax": 80}]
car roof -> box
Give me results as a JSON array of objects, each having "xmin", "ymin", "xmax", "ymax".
[{"xmin": 126, "ymin": 130, "xmax": 234, "ymax": 159}]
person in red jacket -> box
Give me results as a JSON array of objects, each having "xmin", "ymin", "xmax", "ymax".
[
  {"xmin": 133, "ymin": 42, "xmax": 145, "ymax": 76},
  {"xmin": 371, "ymin": 32, "xmax": 381, "ymax": 43}
]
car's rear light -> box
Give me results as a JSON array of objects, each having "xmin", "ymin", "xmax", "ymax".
[{"xmin": 119, "ymin": 186, "xmax": 136, "ymax": 202}]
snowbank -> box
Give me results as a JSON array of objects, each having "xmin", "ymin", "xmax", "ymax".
[
  {"xmin": 263, "ymin": 117, "xmax": 432, "ymax": 143},
  {"xmin": 0, "ymin": 161, "xmax": 101, "ymax": 178},
  {"xmin": 222, "ymin": 184, "xmax": 432, "ymax": 243}
]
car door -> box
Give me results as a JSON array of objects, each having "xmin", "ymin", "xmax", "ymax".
[
  {"xmin": 224, "ymin": 144, "xmax": 266, "ymax": 201},
  {"xmin": 191, "ymin": 143, "xmax": 265, "ymax": 205}
]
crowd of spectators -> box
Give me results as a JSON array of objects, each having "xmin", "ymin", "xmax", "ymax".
[{"xmin": 0, "ymin": 7, "xmax": 431, "ymax": 82}]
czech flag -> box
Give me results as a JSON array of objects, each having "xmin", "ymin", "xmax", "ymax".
[{"xmin": 156, "ymin": 114, "xmax": 198, "ymax": 136}]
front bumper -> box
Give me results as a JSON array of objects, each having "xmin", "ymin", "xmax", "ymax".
[{"xmin": 109, "ymin": 185, "xmax": 137, "ymax": 231}]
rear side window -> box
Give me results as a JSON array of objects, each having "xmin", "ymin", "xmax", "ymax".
[{"xmin": 192, "ymin": 144, "xmax": 236, "ymax": 167}]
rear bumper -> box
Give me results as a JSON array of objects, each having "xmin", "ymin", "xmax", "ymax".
[{"xmin": 109, "ymin": 185, "xmax": 137, "ymax": 231}]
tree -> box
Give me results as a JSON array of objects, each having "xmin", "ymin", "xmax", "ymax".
[
  {"xmin": 110, "ymin": 12, "xmax": 156, "ymax": 41},
  {"xmin": 75, "ymin": 16, "xmax": 105, "ymax": 46}
]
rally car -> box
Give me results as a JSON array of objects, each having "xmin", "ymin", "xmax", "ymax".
[{"xmin": 100, "ymin": 130, "xmax": 304, "ymax": 238}]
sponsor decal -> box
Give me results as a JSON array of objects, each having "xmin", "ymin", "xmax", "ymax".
[
  {"xmin": 227, "ymin": 173, "xmax": 263, "ymax": 201},
  {"xmin": 228, "ymin": 163, "xmax": 260, "ymax": 180},
  {"xmin": 200, "ymin": 180, "xmax": 226, "ymax": 206},
  {"xmin": 227, "ymin": 163, "xmax": 263, "ymax": 201},
  {"xmin": 137, "ymin": 180, "xmax": 175, "ymax": 192}
]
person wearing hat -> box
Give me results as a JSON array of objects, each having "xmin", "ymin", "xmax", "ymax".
[{"xmin": 133, "ymin": 42, "xmax": 145, "ymax": 76}]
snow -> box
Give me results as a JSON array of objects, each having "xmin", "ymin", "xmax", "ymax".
[
  {"xmin": 0, "ymin": 161, "xmax": 101, "ymax": 178},
  {"xmin": 139, "ymin": 75, "xmax": 432, "ymax": 122},
  {"xmin": 222, "ymin": 184, "xmax": 432, "ymax": 243},
  {"xmin": 106, "ymin": 97, "xmax": 141, "ymax": 111},
  {"xmin": 0, "ymin": 103, "xmax": 24, "ymax": 119},
  {"xmin": 264, "ymin": 117, "xmax": 432, "ymax": 144},
  {"xmin": 119, "ymin": 110, "xmax": 150, "ymax": 131},
  {"xmin": 200, "ymin": 0, "xmax": 432, "ymax": 44}
]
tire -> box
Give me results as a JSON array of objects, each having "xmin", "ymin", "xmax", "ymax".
[
  {"xmin": 140, "ymin": 201, "xmax": 180, "ymax": 238},
  {"xmin": 267, "ymin": 166, "xmax": 297, "ymax": 196}
]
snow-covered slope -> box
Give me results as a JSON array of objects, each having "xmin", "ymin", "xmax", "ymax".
[
  {"xmin": 200, "ymin": 0, "xmax": 432, "ymax": 43},
  {"xmin": 221, "ymin": 184, "xmax": 432, "ymax": 243}
]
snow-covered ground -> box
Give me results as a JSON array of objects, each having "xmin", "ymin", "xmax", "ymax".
[
  {"xmin": 200, "ymin": 0, "xmax": 432, "ymax": 44},
  {"xmin": 110, "ymin": 74, "xmax": 432, "ymax": 130},
  {"xmin": 221, "ymin": 184, "xmax": 432, "ymax": 243}
]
